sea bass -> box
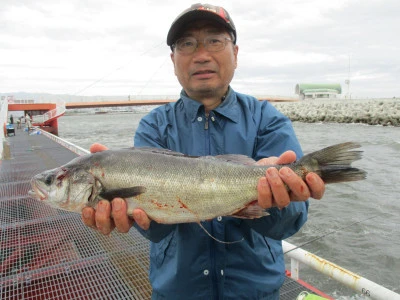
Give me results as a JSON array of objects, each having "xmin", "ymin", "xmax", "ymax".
[{"xmin": 29, "ymin": 142, "xmax": 366, "ymax": 224}]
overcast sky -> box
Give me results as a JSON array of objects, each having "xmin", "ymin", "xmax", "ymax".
[{"xmin": 1, "ymin": 0, "xmax": 399, "ymax": 98}]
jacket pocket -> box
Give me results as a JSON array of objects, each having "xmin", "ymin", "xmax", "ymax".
[{"xmin": 151, "ymin": 230, "xmax": 176, "ymax": 268}]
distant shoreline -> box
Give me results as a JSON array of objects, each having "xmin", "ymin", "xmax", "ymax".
[
  {"xmin": 273, "ymin": 99, "xmax": 399, "ymax": 126},
  {"xmin": 64, "ymin": 98, "xmax": 400, "ymax": 127}
]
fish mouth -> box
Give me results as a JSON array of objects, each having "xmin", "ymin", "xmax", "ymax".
[{"xmin": 29, "ymin": 180, "xmax": 48, "ymax": 200}]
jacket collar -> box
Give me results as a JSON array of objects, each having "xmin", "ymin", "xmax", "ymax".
[{"xmin": 180, "ymin": 87, "xmax": 239, "ymax": 123}]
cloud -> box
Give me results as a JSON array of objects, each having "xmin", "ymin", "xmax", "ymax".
[{"xmin": 0, "ymin": 0, "xmax": 399, "ymax": 98}]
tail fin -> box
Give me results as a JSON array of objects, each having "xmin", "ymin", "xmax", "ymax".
[{"xmin": 299, "ymin": 142, "xmax": 367, "ymax": 183}]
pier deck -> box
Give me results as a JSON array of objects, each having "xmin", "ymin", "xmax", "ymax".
[{"xmin": 1, "ymin": 131, "xmax": 314, "ymax": 299}]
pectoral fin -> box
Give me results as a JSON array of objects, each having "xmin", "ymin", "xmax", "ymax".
[
  {"xmin": 99, "ymin": 186, "xmax": 147, "ymax": 201},
  {"xmin": 231, "ymin": 203, "xmax": 270, "ymax": 219}
]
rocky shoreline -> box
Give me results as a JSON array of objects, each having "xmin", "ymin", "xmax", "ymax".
[{"xmin": 272, "ymin": 98, "xmax": 400, "ymax": 126}]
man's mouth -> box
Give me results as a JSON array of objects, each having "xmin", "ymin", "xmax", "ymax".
[
  {"xmin": 192, "ymin": 69, "xmax": 215, "ymax": 76},
  {"xmin": 191, "ymin": 70, "xmax": 216, "ymax": 80}
]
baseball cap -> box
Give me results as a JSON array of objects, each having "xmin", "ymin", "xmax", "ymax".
[{"xmin": 167, "ymin": 3, "xmax": 236, "ymax": 46}]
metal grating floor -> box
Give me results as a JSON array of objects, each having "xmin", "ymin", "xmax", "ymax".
[
  {"xmin": 1, "ymin": 132, "xmax": 315, "ymax": 299},
  {"xmin": 1, "ymin": 133, "xmax": 151, "ymax": 299}
]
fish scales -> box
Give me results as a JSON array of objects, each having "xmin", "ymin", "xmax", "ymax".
[
  {"xmin": 29, "ymin": 142, "xmax": 367, "ymax": 224},
  {"xmin": 87, "ymin": 150, "xmax": 264, "ymax": 223}
]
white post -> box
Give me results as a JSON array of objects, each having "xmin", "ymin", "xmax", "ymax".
[{"xmin": 290, "ymin": 257, "xmax": 300, "ymax": 280}]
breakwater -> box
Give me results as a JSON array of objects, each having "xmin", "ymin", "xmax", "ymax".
[{"xmin": 273, "ymin": 98, "xmax": 400, "ymax": 126}]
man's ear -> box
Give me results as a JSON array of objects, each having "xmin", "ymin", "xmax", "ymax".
[
  {"xmin": 233, "ymin": 45, "xmax": 239, "ymax": 69},
  {"xmin": 170, "ymin": 52, "xmax": 177, "ymax": 76}
]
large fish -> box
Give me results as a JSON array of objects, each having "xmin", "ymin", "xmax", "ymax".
[{"xmin": 29, "ymin": 142, "xmax": 366, "ymax": 224}]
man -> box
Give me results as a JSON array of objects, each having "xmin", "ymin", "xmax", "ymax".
[
  {"xmin": 25, "ymin": 113, "xmax": 32, "ymax": 132},
  {"xmin": 17, "ymin": 116, "xmax": 22, "ymax": 129},
  {"xmin": 83, "ymin": 4, "xmax": 325, "ymax": 299}
]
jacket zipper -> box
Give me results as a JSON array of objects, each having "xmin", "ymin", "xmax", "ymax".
[
  {"xmin": 204, "ymin": 113, "xmax": 210, "ymax": 155},
  {"xmin": 205, "ymin": 112, "xmax": 219, "ymax": 298}
]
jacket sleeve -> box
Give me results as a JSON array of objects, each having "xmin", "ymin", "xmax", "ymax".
[
  {"xmin": 134, "ymin": 109, "xmax": 168, "ymax": 149},
  {"xmin": 243, "ymin": 203, "xmax": 308, "ymax": 240},
  {"xmin": 245, "ymin": 101, "xmax": 309, "ymax": 240},
  {"xmin": 133, "ymin": 109, "xmax": 177, "ymax": 243}
]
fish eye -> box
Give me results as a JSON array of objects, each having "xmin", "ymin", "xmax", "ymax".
[{"xmin": 45, "ymin": 175, "xmax": 54, "ymax": 186}]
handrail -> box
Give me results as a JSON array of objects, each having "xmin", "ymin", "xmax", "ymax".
[
  {"xmin": 283, "ymin": 241, "xmax": 400, "ymax": 300},
  {"xmin": 32, "ymin": 102, "xmax": 66, "ymax": 124},
  {"xmin": 37, "ymin": 129, "xmax": 89, "ymax": 156}
]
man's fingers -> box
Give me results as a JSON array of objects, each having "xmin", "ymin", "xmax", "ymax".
[
  {"xmin": 82, "ymin": 207, "xmax": 96, "ymax": 228},
  {"xmin": 306, "ymin": 172, "xmax": 325, "ymax": 200},
  {"xmin": 95, "ymin": 200, "xmax": 115, "ymax": 235},
  {"xmin": 112, "ymin": 198, "xmax": 134, "ymax": 233},
  {"xmin": 90, "ymin": 143, "xmax": 108, "ymax": 153},
  {"xmin": 265, "ymin": 167, "xmax": 290, "ymax": 209},
  {"xmin": 275, "ymin": 150, "xmax": 296, "ymax": 165},
  {"xmin": 257, "ymin": 177, "xmax": 273, "ymax": 209},
  {"xmin": 279, "ymin": 167, "xmax": 310, "ymax": 201},
  {"xmin": 256, "ymin": 156, "xmax": 278, "ymax": 166},
  {"xmin": 132, "ymin": 209, "xmax": 151, "ymax": 230},
  {"xmin": 256, "ymin": 150, "xmax": 296, "ymax": 166},
  {"xmin": 82, "ymin": 198, "xmax": 136, "ymax": 235}
]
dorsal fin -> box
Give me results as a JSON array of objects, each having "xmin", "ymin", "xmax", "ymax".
[
  {"xmin": 134, "ymin": 147, "xmax": 195, "ymax": 157},
  {"xmin": 209, "ymin": 154, "xmax": 257, "ymax": 165},
  {"xmin": 134, "ymin": 147, "xmax": 256, "ymax": 165}
]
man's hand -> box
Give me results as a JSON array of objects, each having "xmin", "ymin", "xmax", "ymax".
[
  {"xmin": 256, "ymin": 150, "xmax": 325, "ymax": 210},
  {"xmin": 81, "ymin": 143, "xmax": 151, "ymax": 235}
]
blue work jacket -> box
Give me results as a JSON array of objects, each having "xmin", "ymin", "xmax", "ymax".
[{"xmin": 133, "ymin": 87, "xmax": 308, "ymax": 300}]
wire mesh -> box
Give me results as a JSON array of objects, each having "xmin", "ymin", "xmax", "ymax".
[{"xmin": 1, "ymin": 133, "xmax": 151, "ymax": 299}]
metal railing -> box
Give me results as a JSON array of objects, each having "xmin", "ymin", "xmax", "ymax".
[
  {"xmin": 283, "ymin": 241, "xmax": 400, "ymax": 300},
  {"xmin": 6, "ymin": 99, "xmax": 35, "ymax": 104},
  {"xmin": 37, "ymin": 129, "xmax": 89, "ymax": 156},
  {"xmin": 32, "ymin": 102, "xmax": 66, "ymax": 124}
]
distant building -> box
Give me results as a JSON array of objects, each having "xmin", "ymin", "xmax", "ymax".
[{"xmin": 295, "ymin": 83, "xmax": 342, "ymax": 100}]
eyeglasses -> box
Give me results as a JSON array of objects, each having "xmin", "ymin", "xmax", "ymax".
[{"xmin": 173, "ymin": 35, "xmax": 233, "ymax": 55}]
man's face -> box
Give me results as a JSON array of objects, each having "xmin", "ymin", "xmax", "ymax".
[{"xmin": 170, "ymin": 21, "xmax": 238, "ymax": 100}]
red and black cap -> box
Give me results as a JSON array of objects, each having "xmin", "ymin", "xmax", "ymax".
[{"xmin": 167, "ymin": 3, "xmax": 236, "ymax": 46}]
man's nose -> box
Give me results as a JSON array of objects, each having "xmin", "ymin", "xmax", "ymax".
[{"xmin": 193, "ymin": 41, "xmax": 210, "ymax": 55}]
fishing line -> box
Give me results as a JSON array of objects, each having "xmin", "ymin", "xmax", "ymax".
[
  {"xmin": 135, "ymin": 55, "xmax": 170, "ymax": 96},
  {"xmin": 73, "ymin": 40, "xmax": 165, "ymax": 95},
  {"xmin": 198, "ymin": 222, "xmax": 244, "ymax": 244},
  {"xmin": 284, "ymin": 215, "xmax": 379, "ymax": 254}
]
